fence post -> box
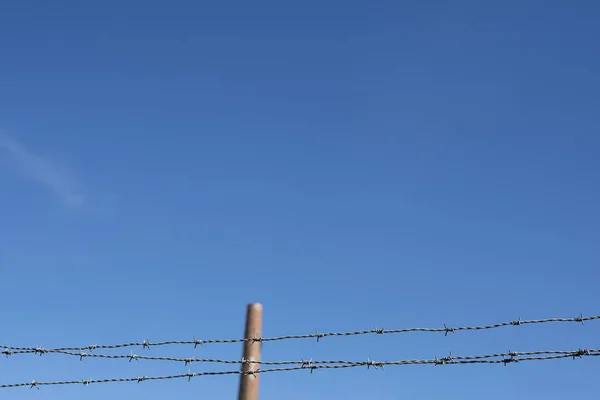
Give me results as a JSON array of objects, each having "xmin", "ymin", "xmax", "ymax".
[{"xmin": 237, "ymin": 303, "xmax": 263, "ymax": 400}]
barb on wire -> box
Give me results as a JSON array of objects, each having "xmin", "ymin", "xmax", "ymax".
[
  {"xmin": 1, "ymin": 314, "xmax": 597, "ymax": 353},
  {"xmin": 2, "ymin": 348, "xmax": 599, "ymax": 390}
]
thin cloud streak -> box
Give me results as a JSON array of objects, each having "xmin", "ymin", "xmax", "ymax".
[{"xmin": 0, "ymin": 134, "xmax": 84, "ymax": 207}]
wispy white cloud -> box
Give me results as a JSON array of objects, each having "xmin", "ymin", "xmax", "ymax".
[{"xmin": 0, "ymin": 133, "xmax": 84, "ymax": 207}]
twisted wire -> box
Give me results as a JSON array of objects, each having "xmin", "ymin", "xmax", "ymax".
[{"xmin": 2, "ymin": 314, "xmax": 595, "ymax": 354}]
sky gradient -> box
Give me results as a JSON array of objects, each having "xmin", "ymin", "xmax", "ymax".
[{"xmin": 1, "ymin": 1, "xmax": 599, "ymax": 399}]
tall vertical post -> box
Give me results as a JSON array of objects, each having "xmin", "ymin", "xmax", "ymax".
[{"xmin": 238, "ymin": 303, "xmax": 263, "ymax": 400}]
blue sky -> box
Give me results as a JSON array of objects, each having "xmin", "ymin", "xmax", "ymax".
[{"xmin": 1, "ymin": 0, "xmax": 599, "ymax": 398}]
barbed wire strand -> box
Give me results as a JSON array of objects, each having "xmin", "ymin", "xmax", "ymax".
[
  {"xmin": 2, "ymin": 349, "xmax": 599, "ymax": 389},
  {"xmin": 2, "ymin": 314, "xmax": 596, "ymax": 354},
  {"xmin": 3, "ymin": 348, "xmax": 598, "ymax": 366}
]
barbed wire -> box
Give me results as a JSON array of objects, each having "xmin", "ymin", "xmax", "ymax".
[
  {"xmin": 2, "ymin": 348, "xmax": 598, "ymax": 390},
  {"xmin": 2, "ymin": 313, "xmax": 596, "ymax": 354},
  {"xmin": 3, "ymin": 347, "xmax": 598, "ymax": 366}
]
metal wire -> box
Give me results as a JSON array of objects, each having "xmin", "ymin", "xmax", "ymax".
[
  {"xmin": 2, "ymin": 313, "xmax": 596, "ymax": 354},
  {"xmin": 2, "ymin": 348, "xmax": 599, "ymax": 389},
  {"xmin": 4, "ymin": 348, "xmax": 598, "ymax": 366}
]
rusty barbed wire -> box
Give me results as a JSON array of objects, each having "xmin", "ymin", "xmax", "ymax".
[
  {"xmin": 3, "ymin": 347, "xmax": 598, "ymax": 366},
  {"xmin": 2, "ymin": 348, "xmax": 599, "ymax": 389},
  {"xmin": 1, "ymin": 313, "xmax": 596, "ymax": 354}
]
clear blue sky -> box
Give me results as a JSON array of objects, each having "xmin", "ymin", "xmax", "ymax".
[{"xmin": 1, "ymin": 1, "xmax": 599, "ymax": 398}]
